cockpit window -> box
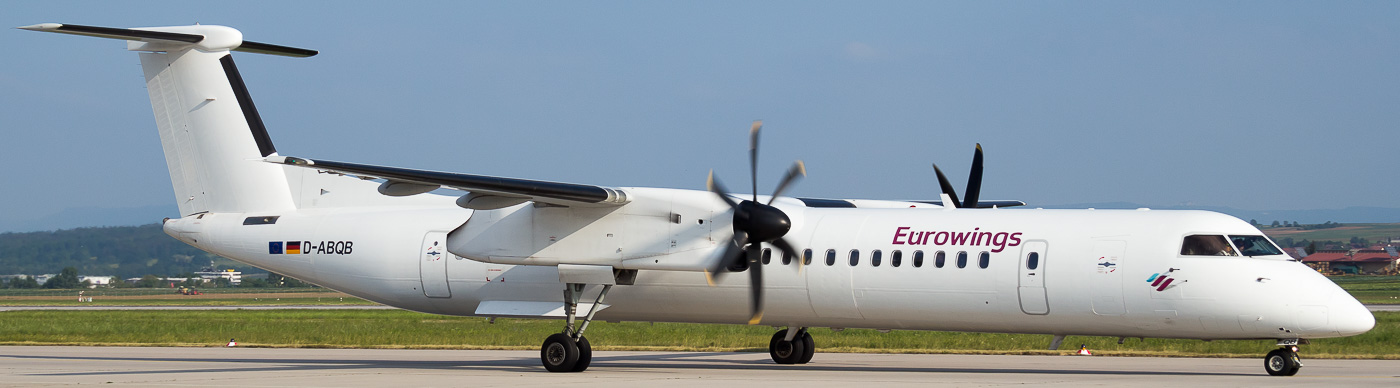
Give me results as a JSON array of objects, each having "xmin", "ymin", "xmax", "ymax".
[
  {"xmin": 1180, "ymin": 235, "xmax": 1237, "ymax": 256},
  {"xmin": 1230, "ymin": 235, "xmax": 1284, "ymax": 257}
]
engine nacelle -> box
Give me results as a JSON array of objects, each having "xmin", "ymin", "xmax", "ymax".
[{"xmin": 447, "ymin": 187, "xmax": 725, "ymax": 271}]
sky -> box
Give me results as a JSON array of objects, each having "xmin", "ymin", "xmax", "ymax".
[{"xmin": 2, "ymin": 1, "xmax": 1398, "ymax": 229}]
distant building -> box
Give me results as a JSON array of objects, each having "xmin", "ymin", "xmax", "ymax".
[
  {"xmin": 1302, "ymin": 250, "xmax": 1400, "ymax": 274},
  {"xmin": 194, "ymin": 269, "xmax": 242, "ymax": 285},
  {"xmin": 122, "ymin": 277, "xmax": 210, "ymax": 286},
  {"xmin": 79, "ymin": 276, "xmax": 115, "ymax": 288}
]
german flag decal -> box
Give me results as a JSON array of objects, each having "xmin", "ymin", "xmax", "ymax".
[{"xmin": 286, "ymin": 241, "xmax": 302, "ymax": 254}]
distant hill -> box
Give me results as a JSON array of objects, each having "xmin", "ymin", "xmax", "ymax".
[
  {"xmin": 0, "ymin": 204, "xmax": 177, "ymax": 234},
  {"xmin": 0, "ymin": 224, "xmax": 263, "ymax": 278},
  {"xmin": 1044, "ymin": 203, "xmax": 1400, "ymax": 224}
]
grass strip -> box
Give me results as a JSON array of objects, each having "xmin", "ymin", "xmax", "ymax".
[
  {"xmin": 0, "ymin": 297, "xmax": 375, "ymax": 306},
  {"xmin": 1, "ymin": 310, "xmax": 1396, "ymax": 359}
]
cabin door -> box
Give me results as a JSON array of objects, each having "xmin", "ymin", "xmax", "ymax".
[
  {"xmin": 1018, "ymin": 240, "xmax": 1049, "ymax": 315},
  {"xmin": 804, "ymin": 215, "xmax": 864, "ymax": 319},
  {"xmin": 420, "ymin": 231, "xmax": 452, "ymax": 298}
]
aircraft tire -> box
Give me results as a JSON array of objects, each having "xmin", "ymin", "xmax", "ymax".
[
  {"xmin": 572, "ymin": 336, "xmax": 592, "ymax": 372},
  {"xmin": 797, "ymin": 331, "xmax": 815, "ymax": 364},
  {"xmin": 541, "ymin": 333, "xmax": 579, "ymax": 372},
  {"xmin": 769, "ymin": 329, "xmax": 805, "ymax": 364},
  {"xmin": 1264, "ymin": 348, "xmax": 1301, "ymax": 376}
]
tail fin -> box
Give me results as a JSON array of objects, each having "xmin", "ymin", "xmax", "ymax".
[{"xmin": 21, "ymin": 24, "xmax": 314, "ymax": 216}]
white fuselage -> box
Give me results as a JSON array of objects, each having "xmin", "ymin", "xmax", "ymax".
[{"xmin": 163, "ymin": 186, "xmax": 1374, "ymax": 341}]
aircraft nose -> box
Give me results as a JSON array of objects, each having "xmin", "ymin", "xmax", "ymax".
[{"xmin": 1329, "ymin": 291, "xmax": 1375, "ymax": 337}]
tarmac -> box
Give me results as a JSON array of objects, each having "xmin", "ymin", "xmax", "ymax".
[
  {"xmin": 0, "ymin": 346, "xmax": 1396, "ymax": 387},
  {"xmin": 0, "ymin": 305, "xmax": 396, "ymax": 311},
  {"xmin": 2, "ymin": 304, "xmax": 1397, "ymax": 311}
]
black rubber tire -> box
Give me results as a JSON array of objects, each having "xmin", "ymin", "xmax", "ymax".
[
  {"xmin": 768, "ymin": 329, "xmax": 805, "ymax": 364},
  {"xmin": 571, "ymin": 336, "xmax": 592, "ymax": 372},
  {"xmin": 541, "ymin": 333, "xmax": 579, "ymax": 373},
  {"xmin": 797, "ymin": 331, "xmax": 815, "ymax": 364},
  {"xmin": 1264, "ymin": 348, "xmax": 1300, "ymax": 376}
]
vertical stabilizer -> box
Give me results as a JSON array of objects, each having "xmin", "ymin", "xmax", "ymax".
[{"xmin": 21, "ymin": 24, "xmax": 315, "ymax": 216}]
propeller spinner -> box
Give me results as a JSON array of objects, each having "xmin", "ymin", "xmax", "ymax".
[{"xmin": 706, "ymin": 121, "xmax": 805, "ymax": 325}]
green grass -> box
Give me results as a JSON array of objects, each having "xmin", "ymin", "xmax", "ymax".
[
  {"xmin": 1331, "ymin": 275, "xmax": 1400, "ymax": 304},
  {"xmin": 1, "ymin": 310, "xmax": 1396, "ymax": 359},
  {"xmin": 0, "ymin": 287, "xmax": 342, "ymax": 297},
  {"xmin": 0, "ymin": 297, "xmax": 375, "ymax": 306}
]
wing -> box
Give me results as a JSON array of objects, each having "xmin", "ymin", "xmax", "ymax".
[
  {"xmin": 265, "ymin": 156, "xmax": 629, "ymax": 209},
  {"xmin": 910, "ymin": 200, "xmax": 1027, "ymax": 208}
]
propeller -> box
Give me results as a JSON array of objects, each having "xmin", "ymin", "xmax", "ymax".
[
  {"xmin": 706, "ymin": 120, "xmax": 806, "ymax": 325},
  {"xmin": 932, "ymin": 143, "xmax": 985, "ymax": 209}
]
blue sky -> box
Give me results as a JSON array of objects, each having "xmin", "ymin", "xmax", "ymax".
[{"xmin": 3, "ymin": 1, "xmax": 1398, "ymax": 227}]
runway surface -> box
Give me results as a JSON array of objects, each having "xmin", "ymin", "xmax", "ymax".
[
  {"xmin": 0, "ymin": 305, "xmax": 395, "ymax": 311},
  {"xmin": 4, "ymin": 304, "xmax": 1397, "ymax": 311},
  {"xmin": 0, "ymin": 346, "xmax": 1395, "ymax": 387}
]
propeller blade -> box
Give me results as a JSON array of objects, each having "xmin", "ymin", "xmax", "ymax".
[
  {"xmin": 770, "ymin": 237, "xmax": 802, "ymax": 272},
  {"xmin": 749, "ymin": 120, "xmax": 762, "ymax": 203},
  {"xmin": 707, "ymin": 170, "xmax": 740, "ymax": 209},
  {"xmin": 932, "ymin": 163, "xmax": 962, "ymax": 208},
  {"xmin": 766, "ymin": 160, "xmax": 806, "ymax": 205},
  {"xmin": 964, "ymin": 144, "xmax": 983, "ymax": 209},
  {"xmin": 705, "ymin": 230, "xmax": 748, "ymax": 286},
  {"xmin": 746, "ymin": 245, "xmax": 764, "ymax": 325}
]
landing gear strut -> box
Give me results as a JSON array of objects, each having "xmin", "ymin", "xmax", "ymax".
[
  {"xmin": 769, "ymin": 328, "xmax": 815, "ymax": 364},
  {"xmin": 1264, "ymin": 344, "xmax": 1302, "ymax": 376},
  {"xmin": 540, "ymin": 283, "xmax": 611, "ymax": 373}
]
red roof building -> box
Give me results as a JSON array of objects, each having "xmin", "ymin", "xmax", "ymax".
[{"xmin": 1302, "ymin": 250, "xmax": 1399, "ymax": 274}]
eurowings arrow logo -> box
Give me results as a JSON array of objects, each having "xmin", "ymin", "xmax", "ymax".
[{"xmin": 1145, "ymin": 269, "xmax": 1183, "ymax": 292}]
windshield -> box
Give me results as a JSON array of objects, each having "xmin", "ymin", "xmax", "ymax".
[
  {"xmin": 1181, "ymin": 235, "xmax": 1237, "ymax": 256},
  {"xmin": 1230, "ymin": 235, "xmax": 1284, "ymax": 256}
]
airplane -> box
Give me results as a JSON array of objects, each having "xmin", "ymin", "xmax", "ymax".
[{"xmin": 20, "ymin": 23, "xmax": 1374, "ymax": 376}]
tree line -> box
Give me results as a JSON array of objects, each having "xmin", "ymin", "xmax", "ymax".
[{"xmin": 0, "ymin": 224, "xmax": 263, "ymax": 278}]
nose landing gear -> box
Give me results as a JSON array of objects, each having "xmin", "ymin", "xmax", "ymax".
[{"xmin": 1264, "ymin": 341, "xmax": 1302, "ymax": 376}]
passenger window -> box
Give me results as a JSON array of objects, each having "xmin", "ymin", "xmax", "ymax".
[
  {"xmin": 849, "ymin": 249, "xmax": 860, "ymax": 266},
  {"xmin": 978, "ymin": 251, "xmax": 990, "ymax": 269},
  {"xmin": 1229, "ymin": 235, "xmax": 1284, "ymax": 257},
  {"xmin": 935, "ymin": 251, "xmax": 946, "ymax": 268},
  {"xmin": 762, "ymin": 248, "xmax": 772, "ymax": 265},
  {"xmin": 825, "ymin": 249, "xmax": 836, "ymax": 266},
  {"xmin": 913, "ymin": 250, "xmax": 924, "ymax": 267},
  {"xmin": 803, "ymin": 249, "xmax": 813, "ymax": 266},
  {"xmin": 871, "ymin": 250, "xmax": 883, "ymax": 267},
  {"xmin": 891, "ymin": 250, "xmax": 903, "ymax": 267},
  {"xmin": 1180, "ymin": 235, "xmax": 1237, "ymax": 256},
  {"xmin": 956, "ymin": 251, "xmax": 968, "ymax": 268},
  {"xmin": 782, "ymin": 249, "xmax": 792, "ymax": 265},
  {"xmin": 1027, "ymin": 252, "xmax": 1040, "ymax": 270}
]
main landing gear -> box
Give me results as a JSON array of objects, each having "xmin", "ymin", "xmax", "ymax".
[
  {"xmin": 1264, "ymin": 341, "xmax": 1303, "ymax": 376},
  {"xmin": 769, "ymin": 328, "xmax": 815, "ymax": 364},
  {"xmin": 541, "ymin": 283, "xmax": 611, "ymax": 372}
]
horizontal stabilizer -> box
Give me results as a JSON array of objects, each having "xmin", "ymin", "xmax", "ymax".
[{"xmin": 18, "ymin": 23, "xmax": 317, "ymax": 57}]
